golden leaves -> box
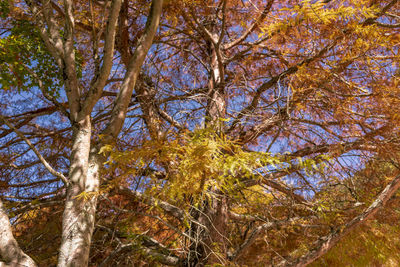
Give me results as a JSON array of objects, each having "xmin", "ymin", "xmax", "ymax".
[{"xmin": 107, "ymin": 128, "xmax": 283, "ymax": 202}]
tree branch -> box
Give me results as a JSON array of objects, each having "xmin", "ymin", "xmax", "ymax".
[
  {"xmin": 277, "ymin": 173, "xmax": 400, "ymax": 267},
  {"xmin": 102, "ymin": 0, "xmax": 164, "ymax": 140},
  {"xmin": 0, "ymin": 115, "xmax": 68, "ymax": 185},
  {"xmin": 63, "ymin": 0, "xmax": 81, "ymax": 121},
  {"xmin": 80, "ymin": 0, "xmax": 122, "ymax": 117},
  {"xmin": 116, "ymin": 186, "xmax": 185, "ymax": 221},
  {"xmin": 224, "ymin": 0, "xmax": 274, "ymax": 50},
  {"xmin": 229, "ymin": 217, "xmax": 317, "ymax": 261}
]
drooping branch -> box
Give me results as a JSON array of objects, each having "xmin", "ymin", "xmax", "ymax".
[
  {"xmin": 98, "ymin": 241, "xmax": 181, "ymax": 266},
  {"xmin": 116, "ymin": 186, "xmax": 185, "ymax": 221},
  {"xmin": 96, "ymin": 224, "xmax": 182, "ymax": 266},
  {"xmin": 228, "ymin": 217, "xmax": 321, "ymax": 261},
  {"xmin": 8, "ymin": 198, "xmax": 63, "ymax": 217},
  {"xmin": 23, "ymin": 64, "xmax": 70, "ymax": 118}
]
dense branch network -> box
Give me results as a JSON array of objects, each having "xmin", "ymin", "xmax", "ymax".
[{"xmin": 0, "ymin": 0, "xmax": 399, "ymax": 266}]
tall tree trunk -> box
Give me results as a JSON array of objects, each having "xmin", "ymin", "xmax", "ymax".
[
  {"xmin": 57, "ymin": 120, "xmax": 102, "ymax": 267},
  {"xmin": 205, "ymin": 39, "xmax": 225, "ymax": 132},
  {"xmin": 56, "ymin": 1, "xmax": 163, "ymax": 265},
  {"xmin": 188, "ymin": 195, "xmax": 229, "ymax": 266}
]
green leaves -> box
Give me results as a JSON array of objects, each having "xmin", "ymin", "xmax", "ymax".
[{"xmin": 0, "ymin": 20, "xmax": 61, "ymax": 96}]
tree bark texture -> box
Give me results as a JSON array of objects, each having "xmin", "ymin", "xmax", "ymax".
[{"xmin": 0, "ymin": 200, "xmax": 37, "ymax": 267}]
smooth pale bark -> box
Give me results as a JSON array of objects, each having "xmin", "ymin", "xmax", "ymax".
[
  {"xmin": 57, "ymin": 152, "xmax": 103, "ymax": 267},
  {"xmin": 81, "ymin": 0, "xmax": 122, "ymax": 116},
  {"xmin": 115, "ymin": 1, "xmax": 162, "ymax": 140},
  {"xmin": 0, "ymin": 199, "xmax": 37, "ymax": 267},
  {"xmin": 204, "ymin": 30, "xmax": 225, "ymax": 131},
  {"xmin": 57, "ymin": 122, "xmax": 94, "ymax": 267},
  {"xmin": 57, "ymin": 1, "xmax": 163, "ymax": 266},
  {"xmin": 15, "ymin": 0, "xmax": 162, "ymax": 265}
]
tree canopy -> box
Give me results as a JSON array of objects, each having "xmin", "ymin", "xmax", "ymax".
[{"xmin": 0, "ymin": 0, "xmax": 400, "ymax": 266}]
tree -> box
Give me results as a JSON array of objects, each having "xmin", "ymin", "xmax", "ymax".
[
  {"xmin": 1, "ymin": 0, "xmax": 163, "ymax": 266},
  {"xmin": 0, "ymin": 0, "xmax": 399, "ymax": 266}
]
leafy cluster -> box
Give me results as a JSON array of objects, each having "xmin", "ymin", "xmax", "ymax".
[
  {"xmin": 0, "ymin": 19, "xmax": 61, "ymax": 95},
  {"xmin": 105, "ymin": 129, "xmax": 283, "ymax": 200}
]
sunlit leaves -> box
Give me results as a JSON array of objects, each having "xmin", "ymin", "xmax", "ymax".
[
  {"xmin": 106, "ymin": 128, "xmax": 283, "ymax": 201},
  {"xmin": 0, "ymin": 20, "xmax": 61, "ymax": 96}
]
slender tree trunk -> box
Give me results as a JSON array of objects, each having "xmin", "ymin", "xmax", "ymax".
[{"xmin": 205, "ymin": 39, "xmax": 225, "ymax": 131}]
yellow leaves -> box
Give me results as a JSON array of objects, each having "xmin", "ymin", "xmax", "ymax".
[
  {"xmin": 74, "ymin": 191, "xmax": 99, "ymax": 201},
  {"xmin": 260, "ymin": 0, "xmax": 381, "ymax": 38},
  {"xmin": 230, "ymin": 185, "xmax": 273, "ymax": 216},
  {"xmin": 98, "ymin": 144, "xmax": 113, "ymax": 156},
  {"xmin": 108, "ymin": 128, "xmax": 284, "ymax": 201},
  {"xmin": 298, "ymin": 155, "xmax": 329, "ymax": 175},
  {"xmin": 20, "ymin": 209, "xmax": 40, "ymax": 221},
  {"xmin": 246, "ymin": 185, "xmax": 273, "ymax": 205},
  {"xmin": 299, "ymin": 0, "xmax": 335, "ymax": 24},
  {"xmin": 313, "ymin": 216, "xmax": 400, "ymax": 266}
]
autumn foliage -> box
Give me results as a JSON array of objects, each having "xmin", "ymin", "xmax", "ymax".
[{"xmin": 0, "ymin": 0, "xmax": 400, "ymax": 266}]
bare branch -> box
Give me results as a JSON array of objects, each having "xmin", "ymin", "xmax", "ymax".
[
  {"xmin": 98, "ymin": 241, "xmax": 181, "ymax": 266},
  {"xmin": 277, "ymin": 173, "xmax": 400, "ymax": 267},
  {"xmin": 373, "ymin": 21, "xmax": 400, "ymax": 28},
  {"xmin": 229, "ymin": 217, "xmax": 317, "ymax": 261},
  {"xmin": 0, "ymin": 115, "xmax": 68, "ymax": 185},
  {"xmin": 224, "ymin": 1, "xmax": 274, "ymax": 50},
  {"xmin": 80, "ymin": 0, "xmax": 122, "ymax": 117},
  {"xmin": 116, "ymin": 186, "xmax": 185, "ymax": 220},
  {"xmin": 227, "ymin": 40, "xmax": 337, "ymax": 134},
  {"xmin": 23, "ymin": 64, "xmax": 70, "ymax": 118}
]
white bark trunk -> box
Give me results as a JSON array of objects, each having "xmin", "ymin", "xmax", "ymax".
[
  {"xmin": 57, "ymin": 123, "xmax": 102, "ymax": 267},
  {"xmin": 56, "ymin": 1, "xmax": 163, "ymax": 265},
  {"xmin": 0, "ymin": 199, "xmax": 37, "ymax": 267}
]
